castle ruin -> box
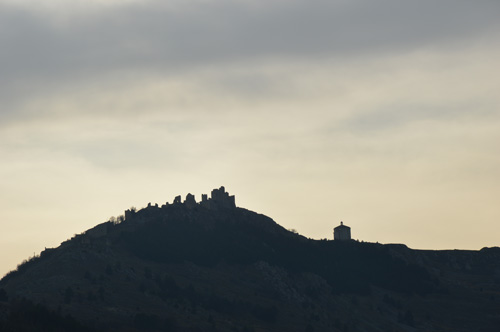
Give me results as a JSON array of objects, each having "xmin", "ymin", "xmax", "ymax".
[
  {"xmin": 202, "ymin": 186, "xmax": 236, "ymax": 209},
  {"xmin": 124, "ymin": 186, "xmax": 236, "ymax": 222}
]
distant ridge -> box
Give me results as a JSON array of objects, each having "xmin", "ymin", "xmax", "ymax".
[{"xmin": 1, "ymin": 187, "xmax": 500, "ymax": 332}]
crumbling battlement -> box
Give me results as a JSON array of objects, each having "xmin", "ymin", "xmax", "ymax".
[
  {"xmin": 124, "ymin": 186, "xmax": 236, "ymax": 222},
  {"xmin": 184, "ymin": 193, "xmax": 197, "ymax": 209},
  {"xmin": 202, "ymin": 186, "xmax": 236, "ymax": 209},
  {"xmin": 175, "ymin": 186, "xmax": 236, "ymax": 209}
]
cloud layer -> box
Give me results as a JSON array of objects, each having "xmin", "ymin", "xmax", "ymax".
[{"xmin": 2, "ymin": 0, "xmax": 499, "ymax": 109}]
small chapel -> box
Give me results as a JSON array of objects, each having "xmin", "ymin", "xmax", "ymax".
[{"xmin": 333, "ymin": 221, "xmax": 351, "ymax": 241}]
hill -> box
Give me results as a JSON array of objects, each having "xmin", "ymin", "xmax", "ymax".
[{"xmin": 1, "ymin": 187, "xmax": 500, "ymax": 331}]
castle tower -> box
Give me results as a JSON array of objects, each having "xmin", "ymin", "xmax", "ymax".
[{"xmin": 184, "ymin": 193, "xmax": 197, "ymax": 208}]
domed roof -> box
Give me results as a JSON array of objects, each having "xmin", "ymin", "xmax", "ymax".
[{"xmin": 334, "ymin": 221, "xmax": 350, "ymax": 230}]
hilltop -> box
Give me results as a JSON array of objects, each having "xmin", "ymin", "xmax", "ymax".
[{"xmin": 1, "ymin": 187, "xmax": 499, "ymax": 331}]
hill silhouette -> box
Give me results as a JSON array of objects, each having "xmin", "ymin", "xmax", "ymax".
[{"xmin": 1, "ymin": 187, "xmax": 500, "ymax": 331}]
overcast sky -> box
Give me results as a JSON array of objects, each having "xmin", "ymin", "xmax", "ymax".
[{"xmin": 1, "ymin": 0, "xmax": 500, "ymax": 277}]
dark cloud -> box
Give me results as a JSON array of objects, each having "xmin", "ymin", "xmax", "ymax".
[
  {"xmin": 1, "ymin": 0, "xmax": 498, "ymax": 82},
  {"xmin": 0, "ymin": 0, "xmax": 498, "ymax": 125}
]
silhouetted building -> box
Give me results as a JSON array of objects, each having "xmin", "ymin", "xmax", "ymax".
[
  {"xmin": 212, "ymin": 186, "xmax": 236, "ymax": 209},
  {"xmin": 200, "ymin": 186, "xmax": 236, "ymax": 209},
  {"xmin": 184, "ymin": 193, "xmax": 196, "ymax": 208},
  {"xmin": 124, "ymin": 209, "xmax": 135, "ymax": 221},
  {"xmin": 334, "ymin": 221, "xmax": 351, "ymax": 241},
  {"xmin": 123, "ymin": 187, "xmax": 236, "ymax": 224}
]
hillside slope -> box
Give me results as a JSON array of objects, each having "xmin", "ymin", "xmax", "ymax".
[{"xmin": 1, "ymin": 187, "xmax": 499, "ymax": 331}]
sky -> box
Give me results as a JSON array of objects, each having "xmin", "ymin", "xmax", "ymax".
[{"xmin": 1, "ymin": 0, "xmax": 500, "ymax": 277}]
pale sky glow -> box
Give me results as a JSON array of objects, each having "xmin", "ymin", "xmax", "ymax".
[{"xmin": 1, "ymin": 0, "xmax": 500, "ymax": 277}]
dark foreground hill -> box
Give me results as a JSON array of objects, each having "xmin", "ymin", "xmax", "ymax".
[{"xmin": 1, "ymin": 187, "xmax": 500, "ymax": 332}]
